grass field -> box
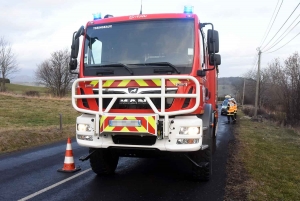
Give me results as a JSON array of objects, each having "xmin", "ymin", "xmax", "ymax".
[
  {"xmin": 0, "ymin": 93, "xmax": 78, "ymax": 153},
  {"xmin": 226, "ymin": 115, "xmax": 300, "ymax": 200},
  {"xmin": 5, "ymin": 83, "xmax": 48, "ymax": 95}
]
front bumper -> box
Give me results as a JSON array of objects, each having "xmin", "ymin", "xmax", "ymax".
[{"xmin": 75, "ymin": 114, "xmax": 203, "ymax": 152}]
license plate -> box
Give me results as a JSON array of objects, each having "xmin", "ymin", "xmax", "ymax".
[{"xmin": 109, "ymin": 120, "xmax": 141, "ymax": 127}]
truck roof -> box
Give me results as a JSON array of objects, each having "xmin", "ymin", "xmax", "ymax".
[{"xmin": 87, "ymin": 13, "xmax": 197, "ymax": 26}]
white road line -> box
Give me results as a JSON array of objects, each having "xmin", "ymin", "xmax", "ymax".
[{"xmin": 18, "ymin": 168, "xmax": 92, "ymax": 201}]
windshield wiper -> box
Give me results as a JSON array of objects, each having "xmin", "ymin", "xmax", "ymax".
[
  {"xmin": 130, "ymin": 62, "xmax": 181, "ymax": 74},
  {"xmin": 92, "ymin": 63, "xmax": 134, "ymax": 75},
  {"xmin": 96, "ymin": 69, "xmax": 114, "ymax": 75}
]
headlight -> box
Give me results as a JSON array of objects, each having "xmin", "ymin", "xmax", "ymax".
[
  {"xmin": 77, "ymin": 124, "xmax": 92, "ymax": 132},
  {"xmin": 188, "ymin": 127, "xmax": 200, "ymax": 135},
  {"xmin": 179, "ymin": 126, "xmax": 200, "ymax": 135}
]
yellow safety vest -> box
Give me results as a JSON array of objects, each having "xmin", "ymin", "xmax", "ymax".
[
  {"xmin": 227, "ymin": 102, "xmax": 235, "ymax": 115},
  {"xmin": 233, "ymin": 103, "xmax": 237, "ymax": 114}
]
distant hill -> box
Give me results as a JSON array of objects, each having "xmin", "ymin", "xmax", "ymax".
[
  {"xmin": 218, "ymin": 84, "xmax": 235, "ymax": 98},
  {"xmin": 10, "ymin": 73, "xmax": 36, "ymax": 86},
  {"xmin": 11, "ymin": 82, "xmax": 41, "ymax": 87},
  {"xmin": 218, "ymin": 77, "xmax": 244, "ymax": 100},
  {"xmin": 218, "ymin": 77, "xmax": 244, "ymax": 85}
]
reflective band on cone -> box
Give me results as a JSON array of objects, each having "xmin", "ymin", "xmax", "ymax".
[{"xmin": 57, "ymin": 138, "xmax": 81, "ymax": 173}]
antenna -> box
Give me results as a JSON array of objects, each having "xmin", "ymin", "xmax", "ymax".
[{"xmin": 140, "ymin": 0, "xmax": 143, "ymax": 14}]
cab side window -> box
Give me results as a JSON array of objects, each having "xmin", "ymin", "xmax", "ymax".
[{"xmin": 199, "ymin": 30, "xmax": 204, "ymax": 68}]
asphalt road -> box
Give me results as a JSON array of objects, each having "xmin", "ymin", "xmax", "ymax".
[{"xmin": 0, "ymin": 111, "xmax": 234, "ymax": 201}]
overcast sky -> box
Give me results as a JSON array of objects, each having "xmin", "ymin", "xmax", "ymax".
[{"xmin": 1, "ymin": 0, "xmax": 299, "ymax": 82}]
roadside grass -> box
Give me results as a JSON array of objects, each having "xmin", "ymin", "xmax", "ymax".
[
  {"xmin": 0, "ymin": 125, "xmax": 75, "ymax": 153},
  {"xmin": 0, "ymin": 93, "xmax": 78, "ymax": 153},
  {"xmin": 233, "ymin": 114, "xmax": 300, "ymax": 200},
  {"xmin": 5, "ymin": 83, "xmax": 48, "ymax": 95}
]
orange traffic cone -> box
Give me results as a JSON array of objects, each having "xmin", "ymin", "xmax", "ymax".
[{"xmin": 57, "ymin": 138, "xmax": 81, "ymax": 173}]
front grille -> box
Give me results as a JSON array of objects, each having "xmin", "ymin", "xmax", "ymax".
[
  {"xmin": 182, "ymin": 87, "xmax": 194, "ymax": 108},
  {"xmin": 80, "ymin": 88, "xmax": 89, "ymax": 108},
  {"xmin": 112, "ymin": 135, "xmax": 156, "ymax": 146},
  {"xmin": 93, "ymin": 90, "xmax": 175, "ymax": 110},
  {"xmin": 96, "ymin": 90, "xmax": 126, "ymax": 109}
]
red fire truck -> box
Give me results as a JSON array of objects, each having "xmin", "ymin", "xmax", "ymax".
[{"xmin": 69, "ymin": 6, "xmax": 221, "ymax": 181}]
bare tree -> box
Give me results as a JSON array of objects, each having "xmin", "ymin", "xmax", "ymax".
[
  {"xmin": 282, "ymin": 52, "xmax": 300, "ymax": 125},
  {"xmin": 266, "ymin": 52, "xmax": 300, "ymax": 126},
  {"xmin": 243, "ymin": 69, "xmax": 257, "ymax": 105},
  {"xmin": 0, "ymin": 36, "xmax": 19, "ymax": 92},
  {"xmin": 35, "ymin": 49, "xmax": 76, "ymax": 97},
  {"xmin": 243, "ymin": 52, "xmax": 300, "ymax": 125},
  {"xmin": 259, "ymin": 68, "xmax": 272, "ymax": 108},
  {"xmin": 265, "ymin": 58, "xmax": 285, "ymax": 109},
  {"xmin": 243, "ymin": 65, "xmax": 274, "ymax": 109},
  {"xmin": 230, "ymin": 77, "xmax": 244, "ymax": 103}
]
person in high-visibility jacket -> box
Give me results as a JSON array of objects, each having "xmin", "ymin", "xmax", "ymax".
[
  {"xmin": 227, "ymin": 99, "xmax": 236, "ymax": 124},
  {"xmin": 232, "ymin": 99, "xmax": 237, "ymax": 121}
]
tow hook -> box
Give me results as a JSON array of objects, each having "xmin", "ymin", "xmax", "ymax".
[
  {"xmin": 79, "ymin": 149, "xmax": 97, "ymax": 162},
  {"xmin": 184, "ymin": 154, "xmax": 209, "ymax": 168}
]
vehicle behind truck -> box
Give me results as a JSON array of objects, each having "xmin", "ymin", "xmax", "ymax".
[{"xmin": 69, "ymin": 6, "xmax": 221, "ymax": 181}]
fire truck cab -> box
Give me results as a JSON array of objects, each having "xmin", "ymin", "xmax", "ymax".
[{"xmin": 69, "ymin": 7, "xmax": 221, "ymax": 181}]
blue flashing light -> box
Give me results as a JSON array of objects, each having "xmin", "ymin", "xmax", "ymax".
[
  {"xmin": 93, "ymin": 13, "xmax": 102, "ymax": 20},
  {"xmin": 184, "ymin": 6, "xmax": 194, "ymax": 14}
]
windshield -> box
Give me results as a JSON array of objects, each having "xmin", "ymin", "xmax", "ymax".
[{"xmin": 83, "ymin": 19, "xmax": 194, "ymax": 75}]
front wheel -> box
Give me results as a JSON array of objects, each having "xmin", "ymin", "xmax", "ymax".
[
  {"xmin": 189, "ymin": 148, "xmax": 211, "ymax": 181},
  {"xmin": 89, "ymin": 148, "xmax": 119, "ymax": 175},
  {"xmin": 211, "ymin": 117, "xmax": 217, "ymax": 155}
]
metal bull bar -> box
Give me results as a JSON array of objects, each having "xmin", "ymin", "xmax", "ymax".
[{"xmin": 72, "ymin": 75, "xmax": 201, "ymax": 137}]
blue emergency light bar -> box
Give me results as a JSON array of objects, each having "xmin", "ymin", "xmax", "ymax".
[
  {"xmin": 93, "ymin": 13, "xmax": 102, "ymax": 20},
  {"xmin": 184, "ymin": 6, "xmax": 194, "ymax": 14}
]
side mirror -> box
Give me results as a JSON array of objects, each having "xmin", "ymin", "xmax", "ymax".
[
  {"xmin": 69, "ymin": 58, "xmax": 77, "ymax": 71},
  {"xmin": 207, "ymin": 29, "xmax": 219, "ymax": 54},
  {"xmin": 75, "ymin": 26, "xmax": 85, "ymax": 40},
  {"xmin": 71, "ymin": 38, "xmax": 80, "ymax": 59},
  {"xmin": 71, "ymin": 26, "xmax": 85, "ymax": 59},
  {"xmin": 209, "ymin": 54, "xmax": 221, "ymax": 65},
  {"xmin": 69, "ymin": 26, "xmax": 84, "ymax": 74}
]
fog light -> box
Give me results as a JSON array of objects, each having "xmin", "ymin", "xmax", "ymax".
[
  {"xmin": 176, "ymin": 139, "xmax": 199, "ymax": 144},
  {"xmin": 77, "ymin": 124, "xmax": 92, "ymax": 132},
  {"xmin": 77, "ymin": 134, "xmax": 93, "ymax": 141}
]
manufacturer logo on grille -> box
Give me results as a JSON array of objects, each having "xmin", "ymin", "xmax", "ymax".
[
  {"xmin": 128, "ymin": 88, "xmax": 138, "ymax": 94},
  {"xmin": 119, "ymin": 99, "xmax": 147, "ymax": 104}
]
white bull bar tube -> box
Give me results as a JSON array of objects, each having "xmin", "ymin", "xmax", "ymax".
[{"xmin": 72, "ymin": 75, "xmax": 201, "ymax": 137}]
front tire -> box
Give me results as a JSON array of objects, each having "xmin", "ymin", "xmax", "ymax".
[
  {"xmin": 190, "ymin": 126, "xmax": 213, "ymax": 181},
  {"xmin": 212, "ymin": 116, "xmax": 217, "ymax": 154},
  {"xmin": 89, "ymin": 148, "xmax": 119, "ymax": 175},
  {"xmin": 190, "ymin": 148, "xmax": 211, "ymax": 181}
]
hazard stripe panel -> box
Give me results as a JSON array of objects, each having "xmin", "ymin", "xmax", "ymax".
[
  {"xmin": 100, "ymin": 115, "xmax": 157, "ymax": 135},
  {"xmin": 87, "ymin": 79, "xmax": 189, "ymax": 88}
]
